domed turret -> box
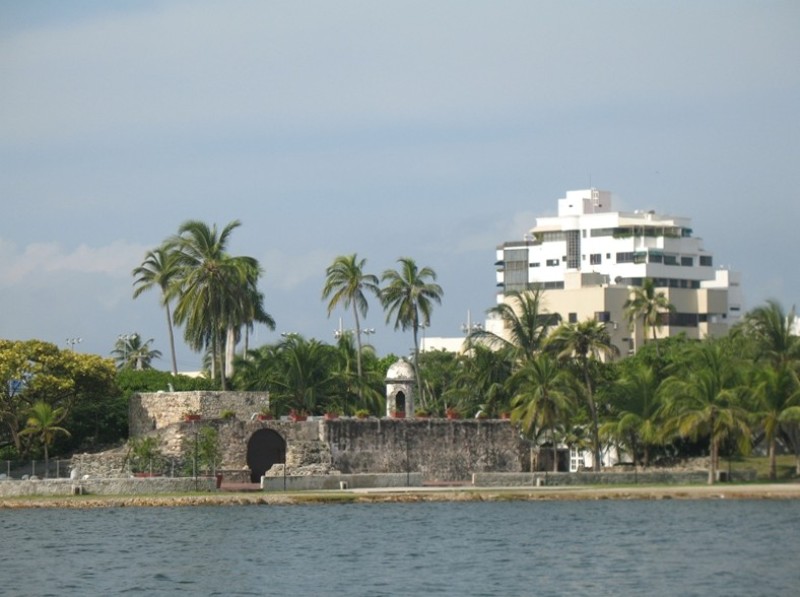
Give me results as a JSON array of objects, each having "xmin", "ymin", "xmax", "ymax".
[{"xmin": 385, "ymin": 357, "xmax": 416, "ymax": 417}]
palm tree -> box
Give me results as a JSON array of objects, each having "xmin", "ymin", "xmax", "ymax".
[
  {"xmin": 111, "ymin": 335, "xmax": 162, "ymax": 370},
  {"xmin": 510, "ymin": 354, "xmax": 574, "ymax": 472},
  {"xmin": 473, "ymin": 289, "xmax": 556, "ymax": 365},
  {"xmin": 548, "ymin": 319, "xmax": 618, "ymax": 471},
  {"xmin": 322, "ymin": 254, "xmax": 380, "ymax": 404},
  {"xmin": 270, "ymin": 335, "xmax": 336, "ymax": 415},
  {"xmin": 20, "ymin": 401, "xmax": 70, "ymax": 477},
  {"xmin": 169, "ymin": 219, "xmax": 263, "ymax": 389},
  {"xmin": 132, "ymin": 246, "xmax": 181, "ymax": 375},
  {"xmin": 380, "ymin": 257, "xmax": 443, "ymax": 400},
  {"xmin": 224, "ymin": 262, "xmax": 275, "ymax": 378},
  {"xmin": 751, "ymin": 363, "xmax": 800, "ymax": 480},
  {"xmin": 659, "ymin": 340, "xmax": 751, "ymax": 484},
  {"xmin": 623, "ymin": 278, "xmax": 675, "ymax": 355},
  {"xmin": 741, "ymin": 300, "xmax": 800, "ymax": 475},
  {"xmin": 601, "ymin": 361, "xmax": 662, "ymax": 467}
]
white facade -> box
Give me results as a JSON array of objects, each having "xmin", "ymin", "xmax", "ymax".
[{"xmin": 496, "ymin": 189, "xmax": 742, "ymax": 354}]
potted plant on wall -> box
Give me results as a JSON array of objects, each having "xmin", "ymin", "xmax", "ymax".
[
  {"xmin": 355, "ymin": 409, "xmax": 370, "ymax": 419},
  {"xmin": 324, "ymin": 409, "xmax": 340, "ymax": 420},
  {"xmin": 289, "ymin": 409, "xmax": 308, "ymax": 422},
  {"xmin": 257, "ymin": 407, "xmax": 273, "ymax": 421},
  {"xmin": 445, "ymin": 407, "xmax": 461, "ymax": 420},
  {"xmin": 391, "ymin": 409, "xmax": 405, "ymax": 419},
  {"xmin": 415, "ymin": 408, "xmax": 430, "ymax": 419},
  {"xmin": 184, "ymin": 410, "xmax": 202, "ymax": 422}
]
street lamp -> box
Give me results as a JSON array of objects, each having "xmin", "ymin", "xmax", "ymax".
[
  {"xmin": 66, "ymin": 337, "xmax": 82, "ymax": 351},
  {"xmin": 118, "ymin": 333, "xmax": 137, "ymax": 368}
]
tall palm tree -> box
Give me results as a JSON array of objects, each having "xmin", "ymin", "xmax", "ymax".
[
  {"xmin": 473, "ymin": 289, "xmax": 556, "ymax": 365},
  {"xmin": 659, "ymin": 340, "xmax": 751, "ymax": 484},
  {"xmin": 132, "ymin": 246, "xmax": 181, "ymax": 375},
  {"xmin": 548, "ymin": 319, "xmax": 618, "ymax": 471},
  {"xmin": 169, "ymin": 220, "xmax": 262, "ymax": 389},
  {"xmin": 380, "ymin": 257, "xmax": 443, "ymax": 400},
  {"xmin": 510, "ymin": 354, "xmax": 574, "ymax": 472},
  {"xmin": 20, "ymin": 401, "xmax": 70, "ymax": 477},
  {"xmin": 224, "ymin": 261, "xmax": 275, "ymax": 378},
  {"xmin": 111, "ymin": 335, "xmax": 162, "ymax": 370},
  {"xmin": 322, "ymin": 254, "xmax": 380, "ymax": 404},
  {"xmin": 623, "ymin": 278, "xmax": 675, "ymax": 355}
]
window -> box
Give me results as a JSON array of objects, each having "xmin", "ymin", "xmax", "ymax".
[
  {"xmin": 648, "ymin": 251, "xmax": 663, "ymax": 263},
  {"xmin": 546, "ymin": 259, "xmax": 559, "ymax": 267},
  {"xmin": 590, "ymin": 253, "xmax": 602, "ymax": 265},
  {"xmin": 594, "ymin": 311, "xmax": 611, "ymax": 323},
  {"xmin": 616, "ymin": 252, "xmax": 634, "ymax": 263},
  {"xmin": 530, "ymin": 262, "xmax": 540, "ymax": 268},
  {"xmin": 664, "ymin": 254, "xmax": 678, "ymax": 265},
  {"xmin": 681, "ymin": 256, "xmax": 693, "ymax": 266},
  {"xmin": 700, "ymin": 255, "xmax": 713, "ymax": 266},
  {"xmin": 568, "ymin": 312, "xmax": 577, "ymax": 323}
]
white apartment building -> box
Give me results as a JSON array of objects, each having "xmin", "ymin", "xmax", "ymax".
[{"xmin": 496, "ymin": 189, "xmax": 742, "ymax": 355}]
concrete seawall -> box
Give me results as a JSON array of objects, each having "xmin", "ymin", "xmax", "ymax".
[
  {"xmin": 0, "ymin": 477, "xmax": 217, "ymax": 497},
  {"xmin": 261, "ymin": 472, "xmax": 424, "ymax": 492}
]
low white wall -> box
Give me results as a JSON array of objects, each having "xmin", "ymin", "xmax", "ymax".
[
  {"xmin": 261, "ymin": 472, "xmax": 423, "ymax": 491},
  {"xmin": 0, "ymin": 477, "xmax": 217, "ymax": 497}
]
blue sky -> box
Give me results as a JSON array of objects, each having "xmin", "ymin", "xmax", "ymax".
[{"xmin": 1, "ymin": 1, "xmax": 798, "ymax": 370}]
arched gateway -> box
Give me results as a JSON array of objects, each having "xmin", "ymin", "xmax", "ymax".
[{"xmin": 246, "ymin": 428, "xmax": 286, "ymax": 483}]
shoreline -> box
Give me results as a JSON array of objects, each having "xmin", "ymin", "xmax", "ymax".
[{"xmin": 2, "ymin": 482, "xmax": 800, "ymax": 509}]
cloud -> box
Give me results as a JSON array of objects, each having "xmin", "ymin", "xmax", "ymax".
[
  {"xmin": 261, "ymin": 248, "xmax": 333, "ymax": 292},
  {"xmin": 0, "ymin": 237, "xmax": 148, "ymax": 286}
]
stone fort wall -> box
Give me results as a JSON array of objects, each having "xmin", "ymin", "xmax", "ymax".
[{"xmin": 129, "ymin": 391, "xmax": 270, "ymax": 436}]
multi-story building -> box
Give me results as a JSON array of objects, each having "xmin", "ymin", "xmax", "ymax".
[{"xmin": 494, "ymin": 189, "xmax": 742, "ymax": 355}]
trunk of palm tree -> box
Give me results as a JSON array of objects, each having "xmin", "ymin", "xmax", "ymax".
[
  {"xmin": 708, "ymin": 436, "xmax": 718, "ymax": 485},
  {"xmin": 552, "ymin": 427, "xmax": 558, "ymax": 473},
  {"xmin": 225, "ymin": 324, "xmax": 236, "ymax": 379},
  {"xmin": 769, "ymin": 436, "xmax": 777, "ymax": 481},
  {"xmin": 43, "ymin": 442, "xmax": 49, "ymax": 479},
  {"xmin": 165, "ymin": 303, "xmax": 178, "ymax": 376},
  {"xmin": 352, "ymin": 302, "xmax": 364, "ymax": 409},
  {"xmin": 412, "ymin": 322, "xmax": 422, "ymax": 409},
  {"xmin": 582, "ymin": 357, "xmax": 601, "ymax": 472}
]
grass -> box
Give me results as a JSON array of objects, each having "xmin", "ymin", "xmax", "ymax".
[{"xmin": 726, "ymin": 454, "xmax": 797, "ymax": 481}]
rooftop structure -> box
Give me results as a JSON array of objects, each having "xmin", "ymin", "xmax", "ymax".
[{"xmin": 496, "ymin": 189, "xmax": 742, "ymax": 354}]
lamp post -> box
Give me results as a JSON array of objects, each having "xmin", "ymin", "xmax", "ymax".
[
  {"xmin": 118, "ymin": 333, "xmax": 137, "ymax": 368},
  {"xmin": 66, "ymin": 337, "xmax": 82, "ymax": 351}
]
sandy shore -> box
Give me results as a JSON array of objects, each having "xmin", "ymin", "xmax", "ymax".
[{"xmin": 2, "ymin": 483, "xmax": 800, "ymax": 509}]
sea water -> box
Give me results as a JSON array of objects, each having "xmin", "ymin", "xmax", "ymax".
[{"xmin": 2, "ymin": 500, "xmax": 798, "ymax": 596}]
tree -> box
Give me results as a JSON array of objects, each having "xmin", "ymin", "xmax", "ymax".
[
  {"xmin": 322, "ymin": 254, "xmax": 380, "ymax": 406},
  {"xmin": 659, "ymin": 340, "xmax": 751, "ymax": 484},
  {"xmin": 20, "ymin": 401, "xmax": 70, "ymax": 476},
  {"xmin": 510, "ymin": 354, "xmax": 574, "ymax": 472},
  {"xmin": 0, "ymin": 340, "xmax": 116, "ymax": 456},
  {"xmin": 742, "ymin": 299, "xmax": 800, "ymax": 368},
  {"xmin": 623, "ymin": 278, "xmax": 675, "ymax": 355},
  {"xmin": 751, "ymin": 363, "xmax": 800, "ymax": 479},
  {"xmin": 380, "ymin": 257, "xmax": 443, "ymax": 401},
  {"xmin": 132, "ymin": 246, "xmax": 181, "ymax": 375},
  {"xmin": 111, "ymin": 335, "xmax": 162, "ymax": 371},
  {"xmin": 601, "ymin": 361, "xmax": 662, "ymax": 467},
  {"xmin": 548, "ymin": 319, "xmax": 618, "ymax": 471},
  {"xmin": 741, "ymin": 300, "xmax": 800, "ymax": 476},
  {"xmin": 169, "ymin": 219, "xmax": 264, "ymax": 389},
  {"xmin": 473, "ymin": 289, "xmax": 556, "ymax": 365}
]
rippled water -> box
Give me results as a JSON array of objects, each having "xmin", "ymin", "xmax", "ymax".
[{"xmin": 3, "ymin": 500, "xmax": 799, "ymax": 596}]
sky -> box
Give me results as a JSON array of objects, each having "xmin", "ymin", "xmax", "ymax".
[{"xmin": 1, "ymin": 1, "xmax": 798, "ymax": 371}]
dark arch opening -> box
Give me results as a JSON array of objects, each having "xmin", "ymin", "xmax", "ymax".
[
  {"xmin": 395, "ymin": 391, "xmax": 406, "ymax": 413},
  {"xmin": 246, "ymin": 428, "xmax": 286, "ymax": 483}
]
